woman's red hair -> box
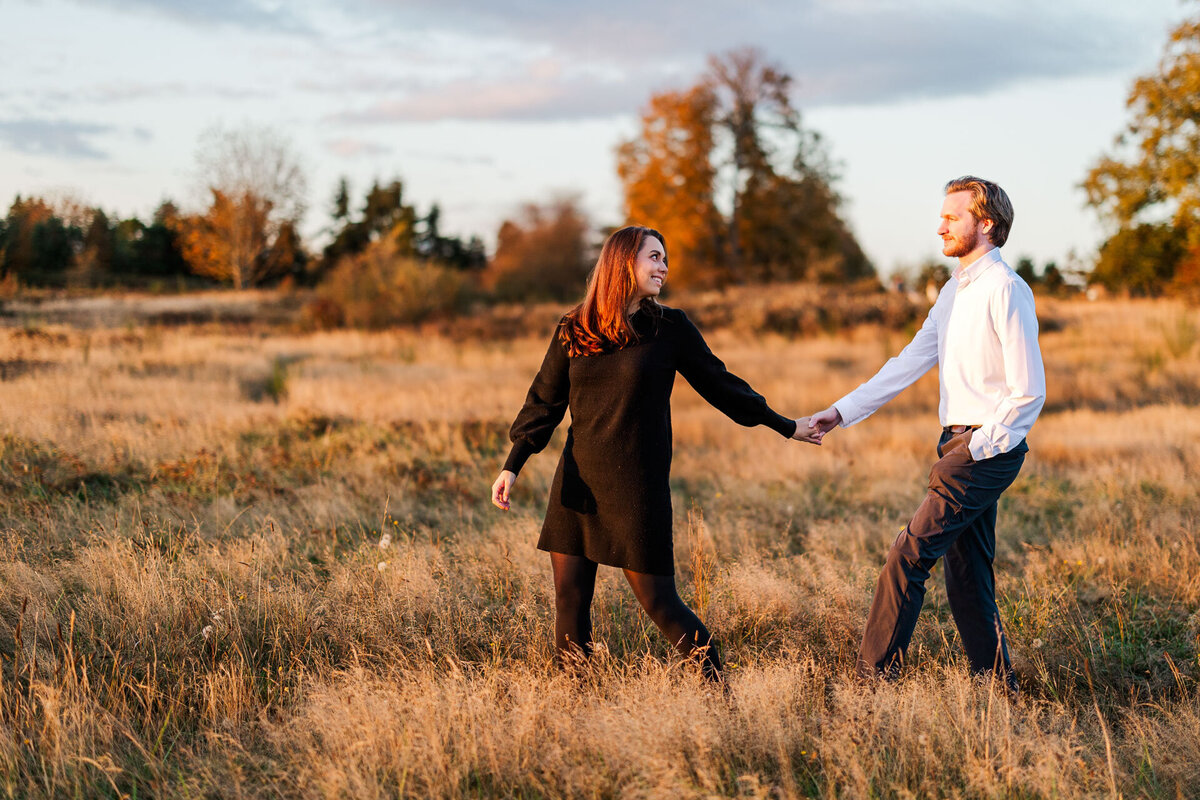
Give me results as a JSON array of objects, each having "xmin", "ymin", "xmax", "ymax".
[{"xmin": 560, "ymin": 226, "xmax": 665, "ymax": 357}]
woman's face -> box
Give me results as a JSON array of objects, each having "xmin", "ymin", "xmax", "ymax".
[{"xmin": 630, "ymin": 235, "xmax": 667, "ymax": 304}]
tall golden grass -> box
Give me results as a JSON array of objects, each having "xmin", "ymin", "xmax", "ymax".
[{"xmin": 0, "ymin": 295, "xmax": 1198, "ymax": 797}]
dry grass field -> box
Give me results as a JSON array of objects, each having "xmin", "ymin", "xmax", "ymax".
[{"xmin": 1, "ymin": 291, "xmax": 1198, "ymax": 798}]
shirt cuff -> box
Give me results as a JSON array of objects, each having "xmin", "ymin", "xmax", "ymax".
[
  {"xmin": 502, "ymin": 440, "xmax": 537, "ymax": 474},
  {"xmin": 832, "ymin": 398, "xmax": 863, "ymax": 428},
  {"xmin": 968, "ymin": 430, "xmax": 994, "ymax": 461}
]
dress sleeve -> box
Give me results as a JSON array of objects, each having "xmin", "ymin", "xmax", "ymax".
[
  {"xmin": 674, "ymin": 310, "xmax": 796, "ymax": 438},
  {"xmin": 502, "ymin": 327, "xmax": 571, "ymax": 474}
]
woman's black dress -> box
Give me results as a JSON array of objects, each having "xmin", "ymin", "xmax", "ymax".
[{"xmin": 503, "ymin": 305, "xmax": 796, "ymax": 575}]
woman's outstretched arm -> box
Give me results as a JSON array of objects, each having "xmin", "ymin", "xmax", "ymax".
[{"xmin": 673, "ymin": 309, "xmax": 797, "ymax": 439}]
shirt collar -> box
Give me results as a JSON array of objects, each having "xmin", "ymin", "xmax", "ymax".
[{"xmin": 952, "ymin": 247, "xmax": 1001, "ymax": 288}]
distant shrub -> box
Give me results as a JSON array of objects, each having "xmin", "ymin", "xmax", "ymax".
[
  {"xmin": 484, "ymin": 196, "xmax": 591, "ymax": 302},
  {"xmin": 0, "ymin": 272, "xmax": 19, "ymax": 299},
  {"xmin": 266, "ymin": 356, "xmax": 290, "ymax": 403},
  {"xmin": 1161, "ymin": 312, "xmax": 1199, "ymax": 359},
  {"xmin": 307, "ymin": 235, "xmax": 466, "ymax": 329},
  {"xmin": 1091, "ymin": 223, "xmax": 1186, "ymax": 296},
  {"xmin": 240, "ymin": 356, "xmax": 291, "ymax": 403}
]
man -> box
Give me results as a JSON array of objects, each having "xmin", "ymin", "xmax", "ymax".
[{"xmin": 807, "ymin": 176, "xmax": 1046, "ymax": 686}]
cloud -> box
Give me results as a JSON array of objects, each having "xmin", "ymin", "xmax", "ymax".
[
  {"xmin": 407, "ymin": 151, "xmax": 496, "ymax": 167},
  {"xmin": 324, "ymin": 138, "xmax": 393, "ymax": 157},
  {"xmin": 0, "ymin": 118, "xmax": 114, "ymax": 160},
  {"xmin": 298, "ymin": 75, "xmax": 423, "ymax": 96},
  {"xmin": 53, "ymin": 82, "xmax": 273, "ymax": 104},
  {"xmin": 761, "ymin": 4, "xmax": 1155, "ymax": 106},
  {"xmin": 330, "ymin": 77, "xmax": 639, "ymax": 123},
  {"xmin": 325, "ymin": 52, "xmax": 674, "ymax": 123},
  {"xmin": 320, "ymin": 0, "xmax": 1174, "ymax": 121},
  {"xmin": 78, "ymin": 0, "xmax": 313, "ymax": 34}
]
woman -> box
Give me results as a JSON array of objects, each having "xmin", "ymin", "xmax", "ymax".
[{"xmin": 491, "ymin": 226, "xmax": 817, "ymax": 681}]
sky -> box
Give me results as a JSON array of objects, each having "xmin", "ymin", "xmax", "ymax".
[{"xmin": 1, "ymin": 0, "xmax": 1192, "ymax": 276}]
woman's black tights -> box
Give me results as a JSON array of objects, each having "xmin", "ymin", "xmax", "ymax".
[{"xmin": 549, "ymin": 552, "xmax": 722, "ymax": 680}]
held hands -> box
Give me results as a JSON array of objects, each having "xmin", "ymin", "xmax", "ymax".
[
  {"xmin": 808, "ymin": 406, "xmax": 842, "ymax": 435},
  {"xmin": 792, "ymin": 416, "xmax": 824, "ymax": 445},
  {"xmin": 791, "ymin": 406, "xmax": 843, "ymax": 446},
  {"xmin": 491, "ymin": 470, "xmax": 517, "ymax": 511}
]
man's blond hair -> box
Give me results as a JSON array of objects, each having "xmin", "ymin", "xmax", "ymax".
[{"xmin": 944, "ymin": 176, "xmax": 1013, "ymax": 247}]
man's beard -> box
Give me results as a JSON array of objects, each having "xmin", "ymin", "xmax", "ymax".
[{"xmin": 942, "ymin": 228, "xmax": 980, "ymax": 258}]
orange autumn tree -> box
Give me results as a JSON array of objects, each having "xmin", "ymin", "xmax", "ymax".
[
  {"xmin": 1083, "ymin": 8, "xmax": 1200, "ymax": 297},
  {"xmin": 618, "ymin": 48, "xmax": 871, "ymax": 288},
  {"xmin": 617, "ymin": 85, "xmax": 723, "ymax": 287},
  {"xmin": 170, "ymin": 189, "xmax": 269, "ymax": 287},
  {"xmin": 486, "ymin": 196, "xmax": 592, "ymax": 301},
  {"xmin": 170, "ymin": 125, "xmax": 307, "ymax": 288}
]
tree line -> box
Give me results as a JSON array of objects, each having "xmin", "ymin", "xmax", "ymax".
[
  {"xmin": 0, "ymin": 49, "xmax": 872, "ymax": 317},
  {"xmin": 0, "ymin": 177, "xmax": 487, "ymax": 293},
  {"xmin": 5, "ymin": 20, "xmax": 1198, "ymax": 312},
  {"xmin": 2, "ymin": 50, "xmax": 873, "ymax": 309}
]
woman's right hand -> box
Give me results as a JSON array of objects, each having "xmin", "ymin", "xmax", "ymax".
[{"xmin": 491, "ymin": 470, "xmax": 517, "ymax": 511}]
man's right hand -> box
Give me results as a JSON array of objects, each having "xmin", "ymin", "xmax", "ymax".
[
  {"xmin": 792, "ymin": 416, "xmax": 824, "ymax": 444},
  {"xmin": 808, "ymin": 406, "xmax": 843, "ymax": 436}
]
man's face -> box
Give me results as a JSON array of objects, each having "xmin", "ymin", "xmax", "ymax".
[{"xmin": 938, "ymin": 190, "xmax": 991, "ymax": 259}]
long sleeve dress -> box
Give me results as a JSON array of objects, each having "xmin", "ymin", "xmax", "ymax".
[{"xmin": 502, "ymin": 305, "xmax": 797, "ymax": 575}]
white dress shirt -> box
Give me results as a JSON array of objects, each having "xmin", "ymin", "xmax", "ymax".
[{"xmin": 833, "ymin": 247, "xmax": 1046, "ymax": 460}]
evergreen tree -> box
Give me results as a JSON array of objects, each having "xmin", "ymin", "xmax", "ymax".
[
  {"xmin": 1, "ymin": 196, "xmax": 80, "ymax": 286},
  {"xmin": 1015, "ymin": 256, "xmax": 1037, "ymax": 285},
  {"xmin": 320, "ymin": 179, "xmax": 483, "ymax": 277}
]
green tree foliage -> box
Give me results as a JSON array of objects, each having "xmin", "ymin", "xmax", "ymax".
[
  {"xmin": 486, "ymin": 196, "xmax": 591, "ymax": 302},
  {"xmin": 1083, "ymin": 7, "xmax": 1200, "ymax": 294},
  {"xmin": 308, "ymin": 178, "xmax": 484, "ymax": 325},
  {"xmin": 1091, "ymin": 223, "xmax": 1187, "ymax": 295},
  {"xmin": 121, "ymin": 202, "xmax": 191, "ymax": 279},
  {"xmin": 331, "ymin": 177, "xmax": 351, "ymax": 226},
  {"xmin": 617, "ymin": 48, "xmax": 872, "ymax": 288},
  {"xmin": 70, "ymin": 208, "xmax": 115, "ymax": 286},
  {"xmin": 1011, "ymin": 256, "xmax": 1080, "ymax": 296},
  {"xmin": 0, "ymin": 196, "xmax": 81, "ymax": 286},
  {"xmin": 1042, "ymin": 262, "xmax": 1066, "ymax": 294},
  {"xmin": 320, "ymin": 179, "xmax": 483, "ymax": 279},
  {"xmin": 0, "ymin": 195, "xmax": 218, "ymax": 289},
  {"xmin": 418, "ymin": 204, "xmax": 487, "ymax": 271},
  {"xmin": 916, "ymin": 259, "xmax": 951, "ymax": 299},
  {"xmin": 1015, "ymin": 256, "xmax": 1037, "ymax": 285}
]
